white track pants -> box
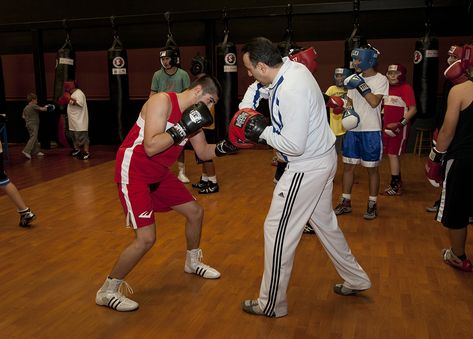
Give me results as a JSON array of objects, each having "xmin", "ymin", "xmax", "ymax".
[{"xmin": 258, "ymin": 149, "xmax": 371, "ymax": 317}]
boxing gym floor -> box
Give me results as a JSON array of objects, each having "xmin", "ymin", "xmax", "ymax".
[{"xmin": 1, "ymin": 145, "xmax": 472, "ymax": 339}]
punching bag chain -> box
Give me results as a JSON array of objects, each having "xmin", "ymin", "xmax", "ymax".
[
  {"xmin": 110, "ymin": 16, "xmax": 122, "ymax": 49},
  {"xmin": 62, "ymin": 19, "xmax": 71, "ymax": 45},
  {"xmin": 424, "ymin": 0, "xmax": 432, "ymax": 33},
  {"xmin": 349, "ymin": 0, "xmax": 360, "ymax": 40},
  {"xmin": 222, "ymin": 9, "xmax": 229, "ymax": 45}
]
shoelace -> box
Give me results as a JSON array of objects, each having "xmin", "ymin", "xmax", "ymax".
[
  {"xmin": 118, "ymin": 280, "xmax": 134, "ymax": 297},
  {"xmin": 193, "ymin": 249, "xmax": 211, "ymax": 269}
]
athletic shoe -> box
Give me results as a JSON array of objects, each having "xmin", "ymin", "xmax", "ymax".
[
  {"xmin": 441, "ymin": 248, "xmax": 473, "ymax": 272},
  {"xmin": 271, "ymin": 156, "xmax": 278, "ymax": 166},
  {"xmin": 241, "ymin": 299, "xmax": 275, "ymax": 317},
  {"xmin": 78, "ymin": 152, "xmax": 90, "ymax": 160},
  {"xmin": 363, "ymin": 200, "xmax": 377, "ymax": 220},
  {"xmin": 70, "ymin": 149, "xmax": 81, "ymax": 157},
  {"xmin": 334, "ymin": 198, "xmax": 352, "ymax": 215},
  {"xmin": 96, "ymin": 278, "xmax": 139, "ymax": 311},
  {"xmin": 22, "ymin": 151, "xmax": 31, "ymax": 160},
  {"xmin": 19, "ymin": 208, "xmax": 36, "ymax": 227},
  {"xmin": 199, "ymin": 182, "xmax": 219, "ymax": 194},
  {"xmin": 184, "ymin": 249, "xmax": 220, "ymax": 279},
  {"xmin": 382, "ymin": 183, "xmax": 402, "ymax": 196},
  {"xmin": 303, "ymin": 223, "xmax": 315, "ymax": 234},
  {"xmin": 36, "ymin": 152, "xmax": 45, "ymax": 157},
  {"xmin": 178, "ymin": 171, "xmax": 190, "ymax": 184},
  {"xmin": 426, "ymin": 200, "xmax": 440, "ymax": 213},
  {"xmin": 333, "ymin": 283, "xmax": 368, "ymax": 296},
  {"xmin": 192, "ymin": 178, "xmax": 208, "ymax": 189}
]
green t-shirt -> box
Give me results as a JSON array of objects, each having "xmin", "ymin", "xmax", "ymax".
[{"xmin": 150, "ymin": 68, "xmax": 190, "ymax": 93}]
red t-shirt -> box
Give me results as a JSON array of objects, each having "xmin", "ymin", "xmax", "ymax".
[{"xmin": 383, "ymin": 83, "xmax": 416, "ymax": 126}]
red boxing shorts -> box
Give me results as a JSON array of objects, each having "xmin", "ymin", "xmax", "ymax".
[
  {"xmin": 383, "ymin": 127, "xmax": 408, "ymax": 156},
  {"xmin": 117, "ymin": 171, "xmax": 195, "ymax": 229}
]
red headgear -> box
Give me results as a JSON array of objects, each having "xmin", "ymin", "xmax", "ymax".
[
  {"xmin": 63, "ymin": 81, "xmax": 76, "ymax": 93},
  {"xmin": 460, "ymin": 44, "xmax": 473, "ymax": 72},
  {"xmin": 289, "ymin": 47, "xmax": 318, "ymax": 73},
  {"xmin": 448, "ymin": 45, "xmax": 463, "ymax": 65},
  {"xmin": 387, "ymin": 64, "xmax": 407, "ymax": 84}
]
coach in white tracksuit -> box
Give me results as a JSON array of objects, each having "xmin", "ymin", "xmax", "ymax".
[{"xmin": 240, "ymin": 37, "xmax": 371, "ymax": 318}]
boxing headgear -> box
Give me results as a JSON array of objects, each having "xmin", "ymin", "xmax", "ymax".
[
  {"xmin": 334, "ymin": 68, "xmax": 352, "ymax": 87},
  {"xmin": 460, "ymin": 44, "xmax": 473, "ymax": 73},
  {"xmin": 386, "ymin": 64, "xmax": 407, "ymax": 84},
  {"xmin": 351, "ymin": 47, "xmax": 379, "ymax": 72},
  {"xmin": 63, "ymin": 81, "xmax": 76, "ymax": 93},
  {"xmin": 160, "ymin": 47, "xmax": 180, "ymax": 68},
  {"xmin": 447, "ymin": 45, "xmax": 463, "ymax": 65},
  {"xmin": 289, "ymin": 47, "xmax": 318, "ymax": 73}
]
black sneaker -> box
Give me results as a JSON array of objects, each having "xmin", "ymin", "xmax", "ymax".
[
  {"xmin": 363, "ymin": 200, "xmax": 377, "ymax": 220},
  {"xmin": 303, "ymin": 223, "xmax": 315, "ymax": 234},
  {"xmin": 199, "ymin": 182, "xmax": 219, "ymax": 194},
  {"xmin": 192, "ymin": 179, "xmax": 208, "ymax": 189},
  {"xmin": 78, "ymin": 152, "xmax": 90, "ymax": 160},
  {"xmin": 71, "ymin": 149, "xmax": 80, "ymax": 157},
  {"xmin": 19, "ymin": 208, "xmax": 36, "ymax": 227}
]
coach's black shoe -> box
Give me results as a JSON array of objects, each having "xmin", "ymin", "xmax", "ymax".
[
  {"xmin": 192, "ymin": 178, "xmax": 208, "ymax": 189},
  {"xmin": 199, "ymin": 182, "xmax": 219, "ymax": 194},
  {"xmin": 78, "ymin": 152, "xmax": 90, "ymax": 160}
]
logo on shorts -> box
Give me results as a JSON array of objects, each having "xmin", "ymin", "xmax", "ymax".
[{"xmin": 138, "ymin": 210, "xmax": 153, "ymax": 218}]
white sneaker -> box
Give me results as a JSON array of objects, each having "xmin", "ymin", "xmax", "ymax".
[
  {"xmin": 36, "ymin": 152, "xmax": 45, "ymax": 157},
  {"xmin": 96, "ymin": 278, "xmax": 139, "ymax": 311},
  {"xmin": 22, "ymin": 151, "xmax": 31, "ymax": 160},
  {"xmin": 178, "ymin": 171, "xmax": 190, "ymax": 183},
  {"xmin": 184, "ymin": 249, "xmax": 220, "ymax": 279}
]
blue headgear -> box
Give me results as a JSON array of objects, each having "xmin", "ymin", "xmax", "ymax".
[
  {"xmin": 334, "ymin": 68, "xmax": 352, "ymax": 86},
  {"xmin": 351, "ymin": 47, "xmax": 379, "ymax": 71}
]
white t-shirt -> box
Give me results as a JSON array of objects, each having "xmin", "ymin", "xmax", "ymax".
[
  {"xmin": 347, "ymin": 72, "xmax": 389, "ymax": 132},
  {"xmin": 67, "ymin": 89, "xmax": 89, "ymax": 131}
]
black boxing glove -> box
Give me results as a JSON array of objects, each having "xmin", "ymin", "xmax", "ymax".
[{"xmin": 166, "ymin": 102, "xmax": 213, "ymax": 144}]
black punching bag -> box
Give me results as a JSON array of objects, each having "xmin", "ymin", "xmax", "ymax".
[
  {"xmin": 108, "ymin": 36, "xmax": 130, "ymax": 143},
  {"xmin": 215, "ymin": 34, "xmax": 238, "ymax": 140},
  {"xmin": 413, "ymin": 34, "xmax": 438, "ymax": 119},
  {"xmin": 52, "ymin": 38, "xmax": 75, "ymax": 148}
]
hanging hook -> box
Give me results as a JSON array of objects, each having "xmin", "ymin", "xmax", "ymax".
[
  {"xmin": 285, "ymin": 3, "xmax": 293, "ymax": 35},
  {"xmin": 164, "ymin": 11, "xmax": 173, "ymax": 38},
  {"xmin": 353, "ymin": 0, "xmax": 360, "ymax": 28},
  {"xmin": 62, "ymin": 19, "xmax": 71, "ymax": 43},
  {"xmin": 110, "ymin": 16, "xmax": 119, "ymax": 39},
  {"xmin": 222, "ymin": 8, "xmax": 229, "ymax": 35},
  {"xmin": 424, "ymin": 0, "xmax": 432, "ymax": 32}
]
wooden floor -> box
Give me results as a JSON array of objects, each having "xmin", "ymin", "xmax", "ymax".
[{"xmin": 1, "ymin": 145, "xmax": 472, "ymax": 339}]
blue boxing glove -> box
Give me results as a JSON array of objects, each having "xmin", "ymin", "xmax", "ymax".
[{"xmin": 344, "ymin": 74, "xmax": 371, "ymax": 97}]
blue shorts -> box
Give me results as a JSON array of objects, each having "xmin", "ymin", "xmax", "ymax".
[{"xmin": 342, "ymin": 130, "xmax": 383, "ymax": 167}]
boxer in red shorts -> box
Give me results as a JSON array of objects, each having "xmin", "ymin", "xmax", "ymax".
[{"xmin": 96, "ymin": 74, "xmax": 237, "ymax": 312}]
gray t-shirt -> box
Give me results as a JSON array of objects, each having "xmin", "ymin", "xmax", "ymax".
[{"xmin": 22, "ymin": 103, "xmax": 41, "ymax": 123}]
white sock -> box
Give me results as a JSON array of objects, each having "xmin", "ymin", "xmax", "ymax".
[
  {"xmin": 208, "ymin": 176, "xmax": 217, "ymax": 184},
  {"xmin": 342, "ymin": 194, "xmax": 351, "ymax": 200},
  {"xmin": 201, "ymin": 174, "xmax": 208, "ymax": 181},
  {"xmin": 368, "ymin": 196, "xmax": 377, "ymax": 203}
]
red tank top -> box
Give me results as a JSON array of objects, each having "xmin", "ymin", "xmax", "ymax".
[{"xmin": 114, "ymin": 92, "xmax": 186, "ymax": 184}]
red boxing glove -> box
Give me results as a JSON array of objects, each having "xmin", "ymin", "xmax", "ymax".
[
  {"xmin": 384, "ymin": 118, "xmax": 408, "ymax": 137},
  {"xmin": 425, "ymin": 147, "xmax": 446, "ymax": 187},
  {"xmin": 326, "ymin": 96, "xmax": 346, "ymax": 115},
  {"xmin": 444, "ymin": 60, "xmax": 468, "ymax": 85},
  {"xmin": 57, "ymin": 92, "xmax": 71, "ymax": 106},
  {"xmin": 228, "ymin": 109, "xmax": 267, "ymax": 149}
]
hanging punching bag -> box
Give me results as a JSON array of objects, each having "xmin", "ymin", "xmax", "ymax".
[
  {"xmin": 52, "ymin": 37, "xmax": 75, "ymax": 148},
  {"xmin": 413, "ymin": 33, "xmax": 438, "ymax": 119},
  {"xmin": 215, "ymin": 33, "xmax": 238, "ymax": 140},
  {"xmin": 108, "ymin": 36, "xmax": 130, "ymax": 143}
]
